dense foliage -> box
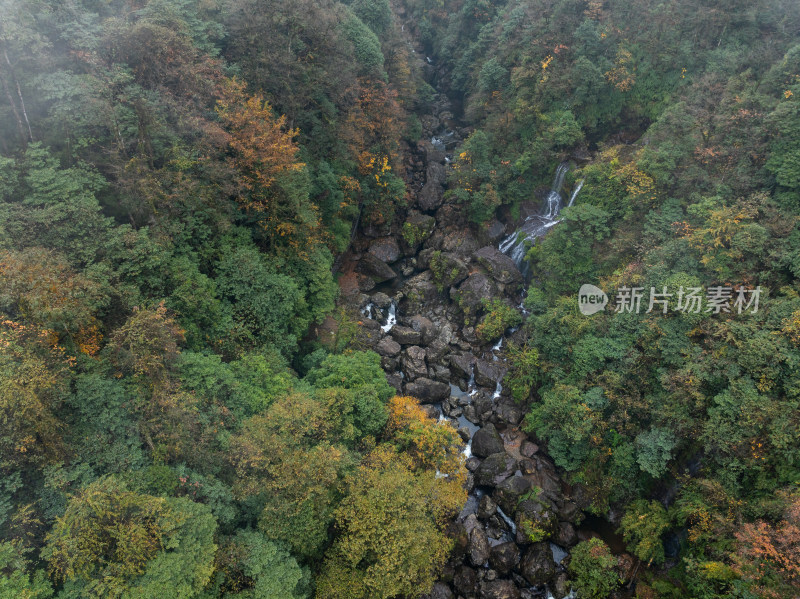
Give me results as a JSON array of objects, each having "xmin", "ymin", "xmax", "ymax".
[
  {"xmin": 399, "ymin": 0, "xmax": 800, "ymax": 595},
  {"xmin": 0, "ymin": 0, "xmax": 466, "ymax": 596}
]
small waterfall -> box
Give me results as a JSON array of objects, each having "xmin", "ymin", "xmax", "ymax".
[
  {"xmin": 496, "ymin": 506, "xmax": 517, "ymax": 534},
  {"xmin": 492, "ymin": 381, "xmax": 502, "ymax": 399},
  {"xmin": 381, "ymin": 301, "xmax": 397, "ymax": 333},
  {"xmin": 360, "ymin": 302, "xmax": 376, "ymax": 319},
  {"xmin": 567, "ymin": 178, "xmax": 584, "ymax": 207},
  {"xmin": 498, "ymin": 162, "xmax": 584, "ymax": 268}
]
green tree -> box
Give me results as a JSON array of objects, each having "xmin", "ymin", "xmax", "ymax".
[{"xmin": 568, "ymin": 538, "xmax": 620, "ymax": 599}]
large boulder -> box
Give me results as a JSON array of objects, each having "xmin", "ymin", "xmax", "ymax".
[
  {"xmin": 375, "ymin": 337, "xmax": 401, "ymax": 358},
  {"xmin": 401, "ymin": 346, "xmax": 428, "ymax": 381},
  {"xmin": 427, "ymin": 583, "xmax": 454, "ymax": 599},
  {"xmin": 489, "ymin": 542, "xmax": 520, "ymax": 576},
  {"xmin": 469, "ymin": 526, "xmax": 490, "ymax": 566},
  {"xmin": 430, "ymin": 251, "xmax": 469, "ymax": 290},
  {"xmin": 480, "ymin": 580, "xmax": 520, "ymax": 599},
  {"xmin": 441, "ymin": 229, "xmax": 481, "ymax": 258},
  {"xmin": 450, "ymin": 352, "xmax": 476, "ymax": 380},
  {"xmin": 391, "ymin": 326, "xmax": 423, "ymax": 346},
  {"xmin": 402, "ymin": 212, "xmax": 436, "ymax": 254},
  {"xmin": 368, "ymin": 237, "xmax": 401, "ymax": 264},
  {"xmin": 404, "ymin": 377, "xmax": 450, "ymax": 403},
  {"xmin": 356, "ymin": 253, "xmax": 396, "ymax": 283},
  {"xmin": 452, "ymin": 273, "xmax": 496, "ymax": 323},
  {"xmin": 408, "ymin": 314, "xmax": 438, "ymax": 345},
  {"xmin": 453, "ymin": 565, "xmax": 479, "ymax": 597},
  {"xmin": 474, "ymin": 246, "xmax": 523, "ymax": 285},
  {"xmin": 519, "ymin": 543, "xmax": 556, "ymax": 586},
  {"xmin": 474, "ymin": 360, "xmax": 506, "ymax": 388},
  {"xmin": 515, "ymin": 497, "xmax": 559, "ymax": 546},
  {"xmin": 492, "ymin": 475, "xmax": 534, "ymax": 515},
  {"xmin": 472, "ymin": 423, "xmax": 505, "ymax": 458},
  {"xmin": 474, "ymin": 452, "xmax": 517, "ymax": 488},
  {"xmin": 400, "ymin": 271, "xmax": 440, "ymax": 313},
  {"xmin": 419, "ymin": 181, "xmax": 445, "ymax": 212}
]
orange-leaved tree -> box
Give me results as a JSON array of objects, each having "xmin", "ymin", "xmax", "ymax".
[{"xmin": 216, "ymin": 78, "xmax": 320, "ymax": 255}]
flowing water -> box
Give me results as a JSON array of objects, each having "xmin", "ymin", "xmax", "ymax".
[{"xmin": 499, "ymin": 163, "xmax": 584, "ymax": 268}]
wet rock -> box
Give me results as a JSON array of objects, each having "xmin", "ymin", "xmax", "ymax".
[
  {"xmin": 356, "ymin": 253, "xmax": 397, "ymax": 283},
  {"xmin": 553, "ymin": 573, "xmax": 570, "ymax": 599},
  {"xmin": 419, "ymin": 140, "xmax": 445, "ymax": 165},
  {"xmin": 480, "ymin": 580, "xmax": 520, "ymax": 599},
  {"xmin": 478, "ymin": 494, "xmax": 497, "ymax": 519},
  {"xmin": 408, "ymin": 314, "xmax": 438, "ymax": 345},
  {"xmin": 475, "ymin": 360, "xmax": 506, "ymax": 388},
  {"xmin": 450, "ymin": 352, "xmax": 476, "ymax": 379},
  {"xmin": 472, "ymin": 423, "xmax": 505, "ymax": 458},
  {"xmin": 473, "ymin": 395, "xmax": 495, "ymax": 423},
  {"xmin": 368, "ymin": 237, "xmax": 401, "ymax": 264},
  {"xmin": 474, "ymin": 453, "xmax": 518, "ymax": 488},
  {"xmin": 469, "ymin": 527, "xmax": 490, "ymax": 566},
  {"xmin": 391, "ymin": 326, "xmax": 423, "ymax": 345},
  {"xmin": 376, "ymin": 337, "xmax": 401, "ymax": 358},
  {"xmin": 493, "ymin": 476, "xmax": 534, "ymax": 515},
  {"xmin": 474, "ymin": 246, "xmax": 523, "ymax": 286},
  {"xmin": 489, "ymin": 542, "xmax": 521, "ymax": 576},
  {"xmin": 457, "ymin": 426, "xmax": 471, "ymax": 442},
  {"xmin": 556, "ymin": 521, "xmax": 578, "ymax": 547},
  {"xmin": 466, "ymin": 456, "xmax": 481, "ymax": 471},
  {"xmin": 427, "ymin": 161, "xmax": 448, "ymax": 186},
  {"xmin": 381, "ymin": 357, "xmax": 398, "ymax": 372},
  {"xmin": 519, "ymin": 543, "xmax": 556, "ymax": 586},
  {"xmin": 404, "ymin": 377, "xmax": 450, "ymax": 403},
  {"xmin": 401, "ymin": 346, "xmax": 428, "ymax": 380},
  {"xmin": 558, "ymin": 500, "xmax": 581, "ymax": 523}
]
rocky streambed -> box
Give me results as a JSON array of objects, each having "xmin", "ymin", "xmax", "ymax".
[{"xmin": 330, "ymin": 46, "xmax": 633, "ymax": 599}]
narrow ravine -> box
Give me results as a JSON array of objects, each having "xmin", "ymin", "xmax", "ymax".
[{"xmin": 334, "ymin": 20, "xmax": 609, "ymax": 599}]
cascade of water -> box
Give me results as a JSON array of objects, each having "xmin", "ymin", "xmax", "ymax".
[
  {"xmin": 360, "ymin": 302, "xmax": 375, "ymax": 319},
  {"xmin": 381, "ymin": 301, "xmax": 397, "ymax": 333},
  {"xmin": 498, "ymin": 162, "xmax": 585, "ymax": 268},
  {"xmin": 496, "ymin": 506, "xmax": 517, "ymax": 534},
  {"xmin": 567, "ymin": 178, "xmax": 584, "ymax": 207}
]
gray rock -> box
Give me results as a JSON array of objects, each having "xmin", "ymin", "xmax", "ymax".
[
  {"xmin": 494, "ymin": 400, "xmax": 524, "ymax": 426},
  {"xmin": 419, "ymin": 181, "xmax": 445, "ymax": 212},
  {"xmin": 474, "ymin": 453, "xmax": 517, "ymax": 488},
  {"xmin": 400, "ymin": 271, "xmax": 440, "ymax": 313},
  {"xmin": 469, "ymin": 526, "xmax": 490, "ymax": 566},
  {"xmin": 454, "ymin": 565, "xmax": 479, "ymax": 597},
  {"xmin": 376, "ymin": 337, "xmax": 401, "ymax": 358},
  {"xmin": 449, "ymin": 352, "xmax": 476, "ymax": 379},
  {"xmin": 493, "ymin": 475, "xmax": 534, "ymax": 515},
  {"xmin": 485, "ymin": 220, "xmax": 506, "ymax": 244},
  {"xmin": 472, "ymin": 423, "xmax": 505, "ymax": 458},
  {"xmin": 430, "ymin": 251, "xmax": 470, "ymax": 290},
  {"xmin": 556, "ymin": 521, "xmax": 578, "ymax": 547},
  {"xmin": 474, "ymin": 246, "xmax": 523, "ymax": 285},
  {"xmin": 520, "ymin": 441, "xmax": 539, "ymax": 458},
  {"xmin": 489, "ymin": 542, "xmax": 521, "ymax": 577},
  {"xmin": 368, "ymin": 237, "xmax": 401, "ymax": 264},
  {"xmin": 428, "ymin": 582, "xmax": 454, "ymax": 599},
  {"xmin": 478, "ymin": 494, "xmax": 497, "ymax": 519},
  {"xmin": 426, "ymin": 338, "xmax": 450, "ymax": 364},
  {"xmin": 356, "ymin": 253, "xmax": 397, "ymax": 283},
  {"xmin": 404, "ymin": 377, "xmax": 450, "ymax": 403},
  {"xmin": 401, "ymin": 346, "xmax": 428, "ymax": 380},
  {"xmin": 408, "ymin": 314, "xmax": 438, "ymax": 345},
  {"xmin": 402, "ymin": 212, "xmax": 436, "ymax": 253},
  {"xmin": 519, "ymin": 543, "xmax": 556, "ymax": 586},
  {"xmin": 475, "ymin": 360, "xmax": 506, "ymax": 388},
  {"xmin": 453, "ymin": 273, "xmax": 496, "ymax": 321},
  {"xmin": 391, "ymin": 326, "xmax": 423, "ymax": 345},
  {"xmin": 480, "ymin": 579, "xmax": 521, "ymax": 599}
]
